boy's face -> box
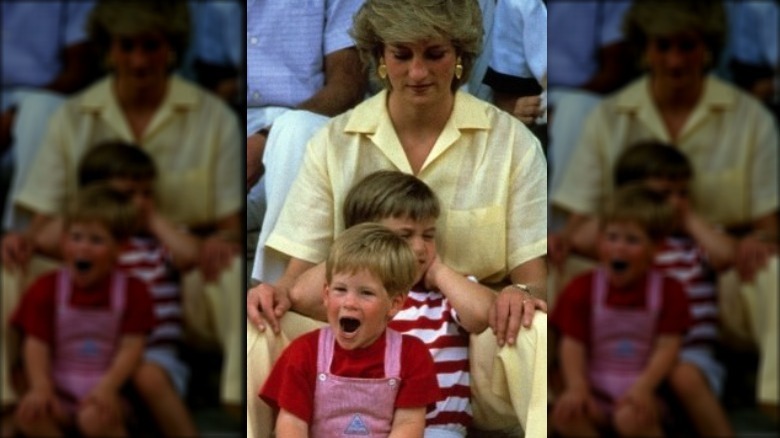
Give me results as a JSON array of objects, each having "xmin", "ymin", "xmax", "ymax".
[
  {"xmin": 109, "ymin": 177, "xmax": 154, "ymax": 224},
  {"xmin": 597, "ymin": 221, "xmax": 656, "ymax": 289},
  {"xmin": 62, "ymin": 221, "xmax": 119, "ymax": 289},
  {"xmin": 644, "ymin": 177, "xmax": 690, "ymax": 216},
  {"xmin": 379, "ymin": 215, "xmax": 437, "ymax": 284},
  {"xmin": 323, "ymin": 268, "xmax": 404, "ymax": 350}
]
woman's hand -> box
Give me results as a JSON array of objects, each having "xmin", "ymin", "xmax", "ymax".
[
  {"xmin": 736, "ymin": 234, "xmax": 777, "ymax": 282},
  {"xmin": 489, "ymin": 284, "xmax": 547, "ymax": 347},
  {"xmin": 247, "ymin": 282, "xmax": 292, "ymax": 334},
  {"xmin": 1, "ymin": 231, "xmax": 34, "ymax": 271},
  {"xmin": 199, "ymin": 235, "xmax": 239, "ymax": 282}
]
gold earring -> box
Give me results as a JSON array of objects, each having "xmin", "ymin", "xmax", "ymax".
[
  {"xmin": 455, "ymin": 57, "xmax": 463, "ymax": 80},
  {"xmin": 377, "ymin": 57, "xmax": 387, "ymax": 79}
]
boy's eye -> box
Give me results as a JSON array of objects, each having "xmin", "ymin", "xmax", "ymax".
[{"xmin": 360, "ymin": 289, "xmax": 375, "ymax": 297}]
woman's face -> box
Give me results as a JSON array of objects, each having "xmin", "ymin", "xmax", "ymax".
[
  {"xmin": 109, "ymin": 31, "xmax": 172, "ymax": 90},
  {"xmin": 382, "ymin": 38, "xmax": 458, "ymax": 106},
  {"xmin": 645, "ymin": 31, "xmax": 709, "ymax": 91}
]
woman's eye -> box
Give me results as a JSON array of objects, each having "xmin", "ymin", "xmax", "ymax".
[{"xmin": 426, "ymin": 51, "xmax": 445, "ymax": 60}]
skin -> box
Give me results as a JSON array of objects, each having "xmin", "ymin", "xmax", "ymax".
[
  {"xmin": 248, "ymin": 39, "xmax": 546, "ymax": 345},
  {"xmin": 15, "ymin": 222, "xmax": 145, "ymax": 437},
  {"xmin": 323, "ymin": 269, "xmax": 404, "ymax": 350},
  {"xmin": 247, "ymin": 47, "xmax": 367, "ymax": 188}
]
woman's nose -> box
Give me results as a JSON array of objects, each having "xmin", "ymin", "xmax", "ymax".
[{"xmin": 408, "ymin": 57, "xmax": 428, "ymax": 79}]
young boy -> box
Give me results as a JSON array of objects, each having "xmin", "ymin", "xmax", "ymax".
[
  {"xmin": 273, "ymin": 170, "xmax": 497, "ymax": 436},
  {"xmin": 614, "ymin": 141, "xmax": 735, "ymax": 436},
  {"xmin": 76, "ymin": 140, "xmax": 200, "ymax": 436},
  {"xmin": 260, "ymin": 223, "xmax": 441, "ymax": 436},
  {"xmin": 550, "ymin": 184, "xmax": 692, "ymax": 437},
  {"xmin": 11, "ymin": 185, "xmax": 155, "ymax": 437}
]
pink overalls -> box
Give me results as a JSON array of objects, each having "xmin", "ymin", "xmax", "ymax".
[
  {"xmin": 311, "ymin": 327, "xmax": 402, "ymax": 437},
  {"xmin": 52, "ymin": 269, "xmax": 126, "ymax": 410},
  {"xmin": 588, "ymin": 268, "xmax": 663, "ymax": 413}
]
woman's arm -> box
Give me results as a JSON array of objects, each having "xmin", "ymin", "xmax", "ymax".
[
  {"xmin": 276, "ymin": 409, "xmax": 309, "ymax": 438},
  {"xmin": 388, "ymin": 407, "xmax": 426, "ymax": 438}
]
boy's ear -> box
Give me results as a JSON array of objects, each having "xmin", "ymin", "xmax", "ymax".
[
  {"xmin": 387, "ymin": 292, "xmax": 405, "ymax": 318},
  {"xmin": 322, "ymin": 282, "xmax": 330, "ymax": 305}
]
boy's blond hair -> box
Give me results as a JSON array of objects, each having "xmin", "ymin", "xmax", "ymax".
[
  {"xmin": 602, "ymin": 184, "xmax": 676, "ymax": 242},
  {"xmin": 343, "ymin": 170, "xmax": 440, "ymax": 228},
  {"xmin": 326, "ymin": 223, "xmax": 417, "ymax": 298},
  {"xmin": 67, "ymin": 184, "xmax": 140, "ymax": 242}
]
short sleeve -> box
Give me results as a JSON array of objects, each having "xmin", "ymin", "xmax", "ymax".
[
  {"xmin": 120, "ymin": 277, "xmax": 156, "ymax": 335},
  {"xmin": 10, "ymin": 272, "xmax": 58, "ymax": 346},
  {"xmin": 395, "ymin": 335, "xmax": 442, "ymax": 409},
  {"xmin": 323, "ymin": 0, "xmax": 363, "ymax": 55},
  {"xmin": 259, "ymin": 331, "xmax": 318, "ymax": 424},
  {"xmin": 550, "ymin": 273, "xmax": 593, "ymax": 345},
  {"xmin": 656, "ymin": 277, "xmax": 693, "ymax": 335}
]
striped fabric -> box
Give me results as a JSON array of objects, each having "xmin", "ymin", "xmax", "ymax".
[
  {"xmin": 118, "ymin": 237, "xmax": 183, "ymax": 349},
  {"xmin": 654, "ymin": 236, "xmax": 719, "ymax": 349},
  {"xmin": 389, "ymin": 289, "xmax": 472, "ymax": 435}
]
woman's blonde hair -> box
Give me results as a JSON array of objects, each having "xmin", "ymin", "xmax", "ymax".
[
  {"xmin": 602, "ymin": 184, "xmax": 676, "ymax": 242},
  {"xmin": 67, "ymin": 184, "xmax": 141, "ymax": 242},
  {"xmin": 623, "ymin": 0, "xmax": 726, "ymax": 71},
  {"xmin": 326, "ymin": 223, "xmax": 417, "ymax": 298},
  {"xmin": 350, "ymin": 0, "xmax": 483, "ymax": 91},
  {"xmin": 87, "ymin": 0, "xmax": 190, "ymax": 69},
  {"xmin": 343, "ymin": 171, "xmax": 440, "ymax": 228}
]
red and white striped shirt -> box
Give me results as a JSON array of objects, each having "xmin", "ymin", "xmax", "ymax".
[
  {"xmin": 118, "ymin": 236, "xmax": 183, "ymax": 350},
  {"xmin": 654, "ymin": 236, "xmax": 719, "ymax": 350},
  {"xmin": 389, "ymin": 287, "xmax": 471, "ymax": 435}
]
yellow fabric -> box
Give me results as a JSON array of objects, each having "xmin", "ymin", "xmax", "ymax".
[
  {"xmin": 718, "ymin": 257, "xmax": 779, "ymax": 404},
  {"xmin": 265, "ymin": 90, "xmax": 547, "ymax": 284},
  {"xmin": 14, "ymin": 75, "xmax": 242, "ymax": 227},
  {"xmin": 552, "ymin": 75, "xmax": 778, "ymax": 229},
  {"xmin": 1, "ymin": 257, "xmax": 61, "ymax": 405},
  {"xmin": 490, "ymin": 313, "xmax": 548, "ymax": 438},
  {"xmin": 245, "ymin": 312, "xmax": 547, "ymax": 437}
]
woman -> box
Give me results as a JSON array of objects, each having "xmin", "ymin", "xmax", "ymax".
[
  {"xmin": 550, "ymin": 0, "xmax": 778, "ymax": 416},
  {"xmin": 247, "ymin": 0, "xmax": 548, "ymax": 436},
  {"xmin": 1, "ymin": 0, "xmax": 242, "ymax": 413}
]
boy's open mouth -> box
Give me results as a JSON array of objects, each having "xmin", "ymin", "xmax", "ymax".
[
  {"xmin": 75, "ymin": 260, "xmax": 93, "ymax": 273},
  {"xmin": 339, "ymin": 317, "xmax": 361, "ymax": 334},
  {"xmin": 610, "ymin": 260, "xmax": 629, "ymax": 273}
]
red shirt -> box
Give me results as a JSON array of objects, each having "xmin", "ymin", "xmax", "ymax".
[
  {"xmin": 11, "ymin": 270, "xmax": 155, "ymax": 345},
  {"xmin": 551, "ymin": 270, "xmax": 692, "ymax": 347},
  {"xmin": 260, "ymin": 328, "xmax": 441, "ymax": 425}
]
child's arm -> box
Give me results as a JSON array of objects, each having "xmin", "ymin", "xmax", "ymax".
[
  {"xmin": 619, "ymin": 334, "xmax": 682, "ymax": 411},
  {"xmin": 425, "ymin": 256, "xmax": 494, "ymax": 334},
  {"xmin": 147, "ymin": 210, "xmax": 201, "ymax": 271},
  {"xmin": 682, "ymin": 210, "xmax": 737, "ymax": 271},
  {"xmin": 16, "ymin": 337, "xmax": 63, "ymax": 420},
  {"xmin": 554, "ymin": 336, "xmax": 601, "ymax": 422},
  {"xmin": 276, "ymin": 409, "xmax": 309, "ymax": 438},
  {"xmin": 388, "ymin": 406, "xmax": 426, "ymax": 438},
  {"xmin": 85, "ymin": 335, "xmax": 145, "ymax": 410}
]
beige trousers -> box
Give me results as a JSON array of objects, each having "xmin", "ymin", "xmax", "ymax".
[
  {"xmin": 1, "ymin": 255, "xmax": 243, "ymax": 406},
  {"xmin": 246, "ymin": 311, "xmax": 547, "ymax": 437}
]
